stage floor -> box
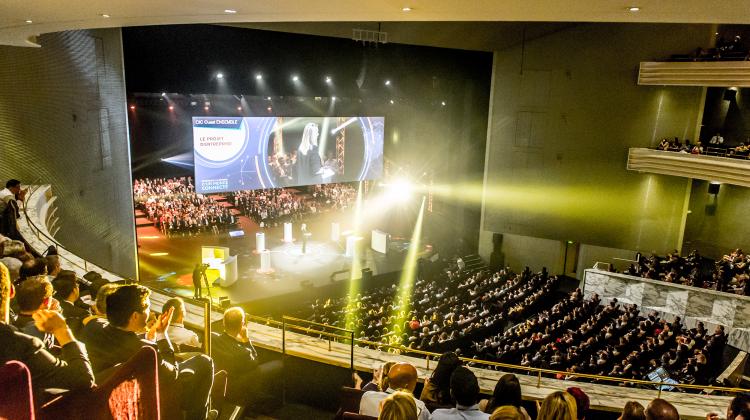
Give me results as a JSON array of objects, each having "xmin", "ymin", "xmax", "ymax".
[{"xmin": 137, "ymin": 209, "xmax": 415, "ymax": 305}]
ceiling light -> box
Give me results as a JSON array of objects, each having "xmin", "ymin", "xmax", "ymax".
[
  {"xmin": 25, "ymin": 20, "xmax": 33, "ymax": 24},
  {"xmin": 224, "ymin": 9, "xmax": 237, "ymax": 14},
  {"xmin": 389, "ymin": 99, "xmax": 394, "ymax": 104},
  {"xmin": 266, "ymin": 97, "xmax": 272, "ymax": 100},
  {"xmin": 100, "ymin": 14, "xmax": 110, "ymax": 18},
  {"xmin": 255, "ymin": 74, "xmax": 262, "ymax": 80},
  {"xmin": 331, "ymin": 96, "xmax": 336, "ymax": 101},
  {"xmin": 385, "ymin": 80, "xmax": 391, "ymax": 86},
  {"xmin": 168, "ymin": 105, "xmax": 174, "ymax": 111},
  {"xmin": 267, "ymin": 107, "xmax": 272, "ymax": 112},
  {"xmin": 325, "ymin": 76, "xmax": 332, "ymax": 83},
  {"xmin": 402, "ymin": 7, "xmax": 412, "ymax": 12},
  {"xmin": 441, "ymin": 101, "xmax": 446, "ymax": 106},
  {"xmin": 292, "ymin": 75, "xmax": 299, "ymax": 82},
  {"xmin": 161, "ymin": 92, "xmax": 166, "ymax": 96},
  {"xmin": 237, "ymin": 106, "xmax": 242, "ymax": 111},
  {"xmin": 129, "ymin": 105, "xmax": 135, "ymax": 110},
  {"xmin": 628, "ymin": 6, "xmax": 640, "ymax": 12},
  {"xmin": 204, "ymin": 106, "xmax": 209, "ymax": 111},
  {"xmin": 216, "ymin": 72, "xmax": 224, "ymax": 79}
]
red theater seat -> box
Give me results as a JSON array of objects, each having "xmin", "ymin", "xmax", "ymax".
[
  {"xmin": 0, "ymin": 361, "xmax": 36, "ymax": 420},
  {"xmin": 40, "ymin": 346, "xmax": 161, "ymax": 420}
]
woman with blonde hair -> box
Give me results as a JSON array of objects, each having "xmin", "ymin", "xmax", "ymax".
[
  {"xmin": 490, "ymin": 406, "xmax": 526, "ymax": 420},
  {"xmin": 378, "ymin": 391, "xmax": 418, "ymax": 420},
  {"xmin": 295, "ymin": 122, "xmax": 322, "ymax": 184},
  {"xmin": 537, "ymin": 391, "xmax": 577, "ymax": 420}
]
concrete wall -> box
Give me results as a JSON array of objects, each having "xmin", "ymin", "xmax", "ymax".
[
  {"xmin": 481, "ymin": 23, "xmax": 714, "ymax": 265},
  {"xmin": 0, "ymin": 29, "xmax": 136, "ymax": 277},
  {"xmin": 683, "ymin": 180, "xmax": 750, "ymax": 259}
]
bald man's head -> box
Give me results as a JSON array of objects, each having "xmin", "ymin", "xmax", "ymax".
[
  {"xmin": 645, "ymin": 399, "xmax": 679, "ymax": 420},
  {"xmin": 223, "ymin": 306, "xmax": 245, "ymax": 336},
  {"xmin": 387, "ymin": 362, "xmax": 418, "ymax": 393}
]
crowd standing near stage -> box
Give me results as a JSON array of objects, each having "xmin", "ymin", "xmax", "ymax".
[
  {"xmin": 134, "ymin": 177, "xmax": 236, "ymax": 236},
  {"xmin": 622, "ymin": 248, "xmax": 750, "ymax": 295}
]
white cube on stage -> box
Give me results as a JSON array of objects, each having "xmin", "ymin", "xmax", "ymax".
[
  {"xmin": 260, "ymin": 250, "xmax": 272, "ymax": 272},
  {"xmin": 331, "ymin": 222, "xmax": 340, "ymax": 242},
  {"xmin": 256, "ymin": 232, "xmax": 265, "ymax": 253},
  {"xmin": 346, "ymin": 236, "xmax": 363, "ymax": 257},
  {"xmin": 283, "ymin": 222, "xmax": 293, "ymax": 242}
]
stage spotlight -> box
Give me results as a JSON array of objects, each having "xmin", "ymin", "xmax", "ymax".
[
  {"xmin": 386, "ymin": 179, "xmax": 414, "ymax": 203},
  {"xmin": 325, "ymin": 76, "xmax": 332, "ymax": 84},
  {"xmin": 331, "ymin": 96, "xmax": 336, "ymax": 101},
  {"xmin": 168, "ymin": 105, "xmax": 174, "ymax": 111},
  {"xmin": 204, "ymin": 106, "xmax": 209, "ymax": 111},
  {"xmin": 190, "ymin": 101, "xmax": 197, "ymax": 106},
  {"xmin": 255, "ymin": 73, "xmax": 263, "ymax": 80},
  {"xmin": 389, "ymin": 99, "xmax": 394, "ymax": 104},
  {"xmin": 441, "ymin": 101, "xmax": 446, "ymax": 106},
  {"xmin": 266, "ymin": 96, "xmax": 272, "ymax": 100},
  {"xmin": 292, "ymin": 75, "xmax": 299, "ymax": 82},
  {"xmin": 237, "ymin": 106, "xmax": 242, "ymax": 111},
  {"xmin": 216, "ymin": 72, "xmax": 224, "ymax": 79},
  {"xmin": 267, "ymin": 106, "xmax": 272, "ymax": 112},
  {"xmin": 129, "ymin": 105, "xmax": 135, "ymax": 110},
  {"xmin": 385, "ymin": 80, "xmax": 391, "ymax": 86},
  {"xmin": 224, "ymin": 9, "xmax": 237, "ymax": 13},
  {"xmin": 161, "ymin": 92, "xmax": 166, "ymax": 97}
]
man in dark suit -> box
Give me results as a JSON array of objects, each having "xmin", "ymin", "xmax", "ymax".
[
  {"xmin": 0, "ymin": 262, "xmax": 95, "ymax": 406},
  {"xmin": 81, "ymin": 284, "xmax": 214, "ymax": 420},
  {"xmin": 212, "ymin": 306, "xmax": 282, "ymax": 406},
  {"xmin": 12, "ymin": 275, "xmax": 56, "ymax": 348},
  {"xmin": 52, "ymin": 271, "xmax": 90, "ymax": 335},
  {"xmin": 192, "ymin": 263, "xmax": 203, "ymax": 299}
]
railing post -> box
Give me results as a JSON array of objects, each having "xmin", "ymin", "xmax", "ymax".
[
  {"xmin": 202, "ymin": 298, "xmax": 211, "ymax": 357},
  {"xmin": 537, "ymin": 370, "xmax": 542, "ymax": 388},
  {"xmin": 426, "ymin": 355, "xmax": 430, "ymax": 370},
  {"xmin": 350, "ymin": 331, "xmax": 355, "ymax": 371},
  {"xmin": 282, "ymin": 318, "xmax": 286, "ymax": 405},
  {"xmin": 657, "ymin": 384, "xmax": 662, "ymax": 399},
  {"xmin": 328, "ymin": 337, "xmax": 331, "ymax": 352}
]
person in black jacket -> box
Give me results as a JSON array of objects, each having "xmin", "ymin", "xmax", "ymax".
[
  {"xmin": 212, "ymin": 306, "xmax": 282, "ymax": 406},
  {"xmin": 81, "ymin": 284, "xmax": 214, "ymax": 420},
  {"xmin": 52, "ymin": 272, "xmax": 90, "ymax": 335},
  {"xmin": 0, "ymin": 262, "xmax": 95, "ymax": 406}
]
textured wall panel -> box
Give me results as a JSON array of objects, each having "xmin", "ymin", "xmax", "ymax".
[{"xmin": 0, "ymin": 29, "xmax": 136, "ymax": 277}]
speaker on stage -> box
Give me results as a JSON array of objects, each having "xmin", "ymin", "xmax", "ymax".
[{"xmin": 361, "ymin": 268, "xmax": 372, "ymax": 282}]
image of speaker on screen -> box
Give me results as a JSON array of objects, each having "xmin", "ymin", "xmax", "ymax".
[{"xmin": 193, "ymin": 116, "xmax": 384, "ymax": 194}]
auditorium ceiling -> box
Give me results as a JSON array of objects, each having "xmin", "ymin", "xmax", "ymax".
[{"xmin": 1, "ymin": 0, "xmax": 746, "ymax": 47}]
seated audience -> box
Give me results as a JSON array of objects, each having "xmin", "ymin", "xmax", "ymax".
[
  {"xmin": 620, "ymin": 401, "xmax": 646, "ymax": 420},
  {"xmin": 81, "ymin": 284, "xmax": 214, "ymax": 420},
  {"xmin": 645, "ymin": 399, "xmax": 679, "ymax": 420},
  {"xmin": 537, "ymin": 391, "xmax": 577, "ymax": 420},
  {"xmin": 431, "ymin": 366, "xmax": 489, "ymax": 419},
  {"xmin": 12, "ymin": 276, "xmax": 57, "ymax": 347},
  {"xmin": 420, "ymin": 351, "xmax": 461, "ymax": 406},
  {"xmin": 211, "ymin": 306, "xmax": 283, "ymax": 406},
  {"xmin": 163, "ymin": 297, "xmax": 201, "ymax": 350},
  {"xmin": 482, "ymin": 374, "xmax": 530, "ymax": 420},
  {"xmin": 378, "ymin": 390, "xmax": 419, "ymax": 420},
  {"xmin": 19, "ymin": 257, "xmax": 47, "ymax": 282},
  {"xmin": 52, "ymin": 271, "xmax": 90, "ymax": 335},
  {"xmin": 360, "ymin": 362, "xmax": 430, "ymax": 420},
  {"xmin": 0, "ymin": 262, "xmax": 95, "ymax": 406}
]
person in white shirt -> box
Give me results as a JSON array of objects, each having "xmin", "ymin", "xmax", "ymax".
[
  {"xmin": 163, "ymin": 297, "xmax": 201, "ymax": 350},
  {"xmin": 432, "ymin": 367, "xmax": 490, "ymax": 420},
  {"xmin": 359, "ymin": 362, "xmax": 431, "ymax": 420},
  {"xmin": 709, "ymin": 133, "xmax": 725, "ymax": 145}
]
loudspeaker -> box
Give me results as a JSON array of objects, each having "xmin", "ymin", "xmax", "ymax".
[
  {"xmin": 708, "ymin": 183, "xmax": 721, "ymax": 195},
  {"xmin": 361, "ymin": 268, "xmax": 373, "ymax": 282},
  {"xmin": 218, "ymin": 296, "xmax": 231, "ymax": 309}
]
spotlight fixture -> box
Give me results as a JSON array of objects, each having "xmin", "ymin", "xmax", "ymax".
[
  {"xmin": 267, "ymin": 106, "xmax": 272, "ymax": 112},
  {"xmin": 100, "ymin": 14, "xmax": 110, "ymax": 18},
  {"xmin": 168, "ymin": 105, "xmax": 174, "ymax": 111},
  {"xmin": 331, "ymin": 96, "xmax": 337, "ymax": 101},
  {"xmin": 402, "ymin": 6, "xmax": 412, "ymax": 11},
  {"xmin": 224, "ymin": 9, "xmax": 237, "ymax": 13},
  {"xmin": 325, "ymin": 76, "xmax": 332, "ymax": 84},
  {"xmin": 628, "ymin": 6, "xmax": 640, "ymax": 11},
  {"xmin": 161, "ymin": 92, "xmax": 166, "ymax": 97},
  {"xmin": 216, "ymin": 72, "xmax": 224, "ymax": 79},
  {"xmin": 204, "ymin": 106, "xmax": 209, "ymax": 111},
  {"xmin": 292, "ymin": 75, "xmax": 299, "ymax": 82},
  {"xmin": 25, "ymin": 19, "xmax": 33, "ymax": 24},
  {"xmin": 389, "ymin": 99, "xmax": 394, "ymax": 104},
  {"xmin": 129, "ymin": 105, "xmax": 135, "ymax": 110},
  {"xmin": 237, "ymin": 106, "xmax": 242, "ymax": 111},
  {"xmin": 384, "ymin": 80, "xmax": 391, "ymax": 86},
  {"xmin": 266, "ymin": 97, "xmax": 272, "ymax": 100},
  {"xmin": 255, "ymin": 73, "xmax": 262, "ymax": 80},
  {"xmin": 190, "ymin": 101, "xmax": 197, "ymax": 106},
  {"xmin": 441, "ymin": 101, "xmax": 446, "ymax": 106}
]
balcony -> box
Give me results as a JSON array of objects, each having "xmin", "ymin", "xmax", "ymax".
[
  {"xmin": 627, "ymin": 148, "xmax": 750, "ymax": 187},
  {"xmin": 638, "ymin": 61, "xmax": 750, "ymax": 87}
]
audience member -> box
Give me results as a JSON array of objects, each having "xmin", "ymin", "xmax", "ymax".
[
  {"xmin": 0, "ymin": 262, "xmax": 95, "ymax": 406},
  {"xmin": 566, "ymin": 387, "xmax": 589, "ymax": 420},
  {"xmin": 537, "ymin": 391, "xmax": 577, "ymax": 420},
  {"xmin": 378, "ymin": 390, "xmax": 419, "ymax": 420},
  {"xmin": 490, "ymin": 406, "xmax": 526, "ymax": 420},
  {"xmin": 81, "ymin": 284, "xmax": 214, "ymax": 420},
  {"xmin": 19, "ymin": 257, "xmax": 47, "ymax": 282},
  {"xmin": 421, "ymin": 351, "xmax": 462, "ymax": 406},
  {"xmin": 645, "ymin": 399, "xmax": 679, "ymax": 420},
  {"xmin": 78, "ymin": 282, "xmax": 119, "ymax": 342},
  {"xmin": 431, "ymin": 366, "xmax": 489, "ymax": 419},
  {"xmin": 12, "ymin": 276, "xmax": 57, "ymax": 347},
  {"xmin": 360, "ymin": 362, "xmax": 430, "ymax": 420},
  {"xmin": 482, "ymin": 374, "xmax": 529, "ymax": 419},
  {"xmin": 727, "ymin": 394, "xmax": 750, "ymax": 420},
  {"xmin": 163, "ymin": 297, "xmax": 201, "ymax": 350},
  {"xmin": 211, "ymin": 306, "xmax": 283, "ymax": 406},
  {"xmin": 0, "ymin": 179, "xmax": 25, "ymax": 239},
  {"xmin": 52, "ymin": 271, "xmax": 90, "ymax": 335},
  {"xmin": 620, "ymin": 401, "xmax": 646, "ymax": 420}
]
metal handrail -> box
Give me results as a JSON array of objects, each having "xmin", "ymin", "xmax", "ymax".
[{"xmin": 269, "ymin": 315, "xmax": 750, "ymax": 396}]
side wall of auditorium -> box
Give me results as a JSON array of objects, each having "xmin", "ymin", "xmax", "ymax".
[
  {"xmin": 479, "ymin": 23, "xmax": 718, "ymax": 274},
  {"xmin": 0, "ymin": 29, "xmax": 137, "ymax": 277}
]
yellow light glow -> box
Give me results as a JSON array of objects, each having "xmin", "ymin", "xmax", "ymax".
[{"xmin": 149, "ymin": 252, "xmax": 169, "ymax": 257}]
